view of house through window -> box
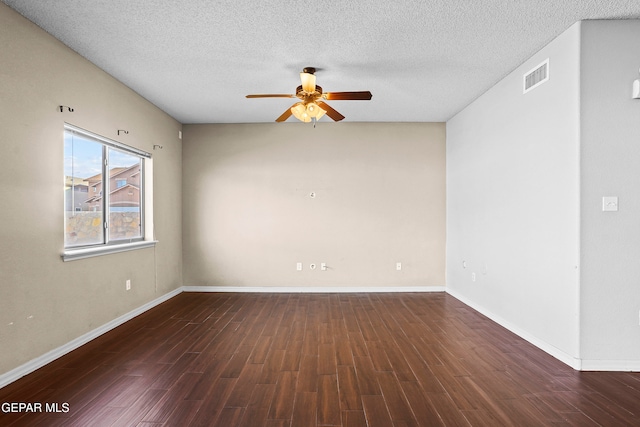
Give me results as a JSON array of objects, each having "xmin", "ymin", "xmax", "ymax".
[{"xmin": 64, "ymin": 125, "xmax": 146, "ymax": 248}]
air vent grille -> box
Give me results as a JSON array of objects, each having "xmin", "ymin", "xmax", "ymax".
[{"xmin": 523, "ymin": 59, "xmax": 549, "ymax": 94}]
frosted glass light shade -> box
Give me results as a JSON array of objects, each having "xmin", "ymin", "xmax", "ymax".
[
  {"xmin": 291, "ymin": 102, "xmax": 311, "ymax": 122},
  {"xmin": 300, "ymin": 72, "xmax": 316, "ymax": 93},
  {"xmin": 306, "ymin": 102, "xmax": 326, "ymax": 119}
]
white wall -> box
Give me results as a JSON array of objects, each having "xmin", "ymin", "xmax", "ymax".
[
  {"xmin": 0, "ymin": 4, "xmax": 183, "ymax": 378},
  {"xmin": 446, "ymin": 23, "xmax": 581, "ymax": 366},
  {"xmin": 579, "ymin": 20, "xmax": 640, "ymax": 369},
  {"xmin": 182, "ymin": 123, "xmax": 446, "ymax": 290}
]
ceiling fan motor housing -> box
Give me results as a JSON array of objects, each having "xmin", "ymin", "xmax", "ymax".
[{"xmin": 296, "ymin": 85, "xmax": 323, "ymax": 101}]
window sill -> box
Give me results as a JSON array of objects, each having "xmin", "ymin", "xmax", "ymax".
[{"xmin": 62, "ymin": 240, "xmax": 157, "ymax": 262}]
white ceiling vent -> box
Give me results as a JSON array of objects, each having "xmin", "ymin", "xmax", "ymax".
[{"xmin": 523, "ymin": 59, "xmax": 549, "ymax": 94}]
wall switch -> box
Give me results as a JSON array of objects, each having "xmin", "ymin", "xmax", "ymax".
[
  {"xmin": 126, "ymin": 279, "xmax": 131, "ymax": 290},
  {"xmin": 396, "ymin": 262, "xmax": 402, "ymax": 271},
  {"xmin": 296, "ymin": 262, "xmax": 302, "ymax": 271},
  {"xmin": 321, "ymin": 263, "xmax": 327, "ymax": 271},
  {"xmin": 602, "ymin": 196, "xmax": 618, "ymax": 212}
]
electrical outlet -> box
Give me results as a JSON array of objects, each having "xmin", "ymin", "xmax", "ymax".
[
  {"xmin": 126, "ymin": 279, "xmax": 131, "ymax": 291},
  {"xmin": 296, "ymin": 262, "xmax": 303, "ymax": 271},
  {"xmin": 471, "ymin": 273, "xmax": 476, "ymax": 282},
  {"xmin": 321, "ymin": 263, "xmax": 327, "ymax": 271},
  {"xmin": 396, "ymin": 262, "xmax": 402, "ymax": 271}
]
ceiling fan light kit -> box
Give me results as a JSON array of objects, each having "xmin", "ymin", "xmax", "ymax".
[
  {"xmin": 290, "ymin": 101, "xmax": 326, "ymax": 122},
  {"xmin": 246, "ymin": 67, "xmax": 372, "ymax": 123}
]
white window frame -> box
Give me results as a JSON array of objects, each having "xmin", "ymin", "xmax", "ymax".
[{"xmin": 62, "ymin": 124, "xmax": 156, "ymax": 261}]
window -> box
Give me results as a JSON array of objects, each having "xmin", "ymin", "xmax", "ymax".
[{"xmin": 64, "ymin": 124, "xmax": 151, "ymax": 253}]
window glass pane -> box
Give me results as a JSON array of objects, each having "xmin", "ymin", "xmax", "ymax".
[
  {"xmin": 108, "ymin": 148, "xmax": 142, "ymax": 241},
  {"xmin": 64, "ymin": 125, "xmax": 146, "ymax": 250},
  {"xmin": 64, "ymin": 131, "xmax": 104, "ymax": 247}
]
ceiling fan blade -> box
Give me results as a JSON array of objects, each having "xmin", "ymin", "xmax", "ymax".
[
  {"xmin": 275, "ymin": 107, "xmax": 293, "ymax": 122},
  {"xmin": 246, "ymin": 94, "xmax": 295, "ymax": 98},
  {"xmin": 324, "ymin": 91, "xmax": 372, "ymax": 101},
  {"xmin": 317, "ymin": 101, "xmax": 345, "ymax": 122}
]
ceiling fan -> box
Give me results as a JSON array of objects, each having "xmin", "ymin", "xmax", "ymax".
[{"xmin": 246, "ymin": 67, "xmax": 372, "ymax": 123}]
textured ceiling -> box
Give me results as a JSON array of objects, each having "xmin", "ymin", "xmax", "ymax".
[{"xmin": 3, "ymin": 0, "xmax": 640, "ymax": 123}]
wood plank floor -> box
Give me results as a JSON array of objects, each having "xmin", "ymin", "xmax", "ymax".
[{"xmin": 2, "ymin": 292, "xmax": 640, "ymax": 426}]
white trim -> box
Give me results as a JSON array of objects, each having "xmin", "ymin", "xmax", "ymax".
[
  {"xmin": 0, "ymin": 287, "xmax": 181, "ymax": 389},
  {"xmin": 580, "ymin": 360, "xmax": 640, "ymax": 372},
  {"xmin": 4, "ymin": 284, "xmax": 638, "ymax": 390},
  {"xmin": 446, "ymin": 288, "xmax": 583, "ymax": 370},
  {"xmin": 181, "ymin": 285, "xmax": 446, "ymax": 293},
  {"xmin": 62, "ymin": 240, "xmax": 157, "ymax": 261},
  {"xmin": 65, "ymin": 123, "xmax": 151, "ymax": 158},
  {"xmin": 0, "ymin": 285, "xmax": 442, "ymax": 389}
]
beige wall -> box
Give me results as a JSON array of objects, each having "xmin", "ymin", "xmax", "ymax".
[
  {"xmin": 182, "ymin": 123, "xmax": 445, "ymax": 289},
  {"xmin": 0, "ymin": 3, "xmax": 183, "ymax": 376}
]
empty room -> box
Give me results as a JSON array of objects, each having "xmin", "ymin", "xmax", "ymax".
[{"xmin": 1, "ymin": 0, "xmax": 640, "ymax": 425}]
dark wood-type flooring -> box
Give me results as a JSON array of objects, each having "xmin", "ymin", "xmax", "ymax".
[{"xmin": 2, "ymin": 292, "xmax": 640, "ymax": 426}]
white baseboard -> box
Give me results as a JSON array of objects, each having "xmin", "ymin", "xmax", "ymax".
[
  {"xmin": 580, "ymin": 359, "xmax": 640, "ymax": 372},
  {"xmin": 181, "ymin": 285, "xmax": 446, "ymax": 293},
  {"xmin": 0, "ymin": 288, "xmax": 182, "ymax": 389},
  {"xmin": 0, "ymin": 285, "xmax": 443, "ymax": 389},
  {"xmin": 6, "ymin": 284, "xmax": 636, "ymax": 390},
  {"xmin": 445, "ymin": 288, "xmax": 583, "ymax": 371}
]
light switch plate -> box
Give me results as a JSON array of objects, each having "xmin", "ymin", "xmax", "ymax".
[{"xmin": 602, "ymin": 196, "xmax": 618, "ymax": 212}]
